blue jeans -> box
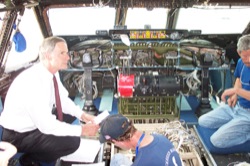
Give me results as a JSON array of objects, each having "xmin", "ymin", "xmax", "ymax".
[{"xmin": 198, "ymin": 103, "xmax": 250, "ymax": 148}]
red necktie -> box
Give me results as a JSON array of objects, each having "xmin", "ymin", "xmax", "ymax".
[{"xmin": 53, "ymin": 75, "xmax": 63, "ymax": 121}]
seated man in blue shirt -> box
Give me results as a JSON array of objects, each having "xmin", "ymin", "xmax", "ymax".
[
  {"xmin": 99, "ymin": 114, "xmax": 183, "ymax": 166},
  {"xmin": 198, "ymin": 34, "xmax": 250, "ymax": 148}
]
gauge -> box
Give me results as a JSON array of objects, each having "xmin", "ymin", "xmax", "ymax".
[
  {"xmin": 82, "ymin": 53, "xmax": 91, "ymax": 63},
  {"xmin": 170, "ymin": 32, "xmax": 181, "ymax": 40}
]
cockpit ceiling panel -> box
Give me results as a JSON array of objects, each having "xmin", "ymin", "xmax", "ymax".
[
  {"xmin": 38, "ymin": 0, "xmax": 250, "ymax": 4},
  {"xmin": 9, "ymin": 0, "xmax": 250, "ymax": 8}
]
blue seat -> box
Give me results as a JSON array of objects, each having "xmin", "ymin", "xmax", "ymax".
[{"xmin": 196, "ymin": 125, "xmax": 250, "ymax": 154}]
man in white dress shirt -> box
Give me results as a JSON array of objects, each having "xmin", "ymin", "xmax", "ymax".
[{"xmin": 0, "ymin": 36, "xmax": 100, "ymax": 165}]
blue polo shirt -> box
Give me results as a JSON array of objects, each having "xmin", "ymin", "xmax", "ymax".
[
  {"xmin": 132, "ymin": 134, "xmax": 182, "ymax": 166},
  {"xmin": 234, "ymin": 59, "xmax": 250, "ymax": 108}
]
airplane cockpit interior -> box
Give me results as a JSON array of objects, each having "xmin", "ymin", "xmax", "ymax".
[{"xmin": 0, "ymin": 0, "xmax": 250, "ymax": 165}]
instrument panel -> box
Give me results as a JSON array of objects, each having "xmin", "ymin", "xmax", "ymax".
[{"xmin": 60, "ymin": 29, "xmax": 226, "ymax": 99}]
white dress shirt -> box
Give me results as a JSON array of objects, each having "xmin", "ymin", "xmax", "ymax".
[{"xmin": 0, "ymin": 63, "xmax": 83, "ymax": 137}]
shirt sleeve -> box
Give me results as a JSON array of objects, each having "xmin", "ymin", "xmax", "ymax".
[
  {"xmin": 28, "ymin": 101, "xmax": 82, "ymax": 137},
  {"xmin": 234, "ymin": 58, "xmax": 243, "ymax": 78}
]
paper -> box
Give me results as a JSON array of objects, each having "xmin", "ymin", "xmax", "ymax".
[
  {"xmin": 94, "ymin": 110, "xmax": 109, "ymax": 124},
  {"xmin": 120, "ymin": 34, "xmax": 130, "ymax": 46},
  {"xmin": 61, "ymin": 138, "xmax": 101, "ymax": 163}
]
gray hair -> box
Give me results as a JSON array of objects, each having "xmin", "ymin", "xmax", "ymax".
[
  {"xmin": 237, "ymin": 34, "xmax": 250, "ymax": 52},
  {"xmin": 39, "ymin": 36, "xmax": 66, "ymax": 60}
]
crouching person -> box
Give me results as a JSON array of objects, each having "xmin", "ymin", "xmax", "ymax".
[{"xmin": 99, "ymin": 114, "xmax": 183, "ymax": 166}]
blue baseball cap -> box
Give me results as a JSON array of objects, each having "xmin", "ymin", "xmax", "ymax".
[{"xmin": 99, "ymin": 114, "xmax": 130, "ymax": 143}]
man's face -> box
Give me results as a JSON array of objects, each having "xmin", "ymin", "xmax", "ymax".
[
  {"xmin": 238, "ymin": 49, "xmax": 250, "ymax": 67},
  {"xmin": 50, "ymin": 42, "xmax": 70, "ymax": 70}
]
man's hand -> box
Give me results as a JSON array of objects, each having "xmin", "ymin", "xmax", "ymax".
[
  {"xmin": 221, "ymin": 88, "xmax": 238, "ymax": 107},
  {"xmin": 81, "ymin": 112, "xmax": 96, "ymax": 123},
  {"xmin": 81, "ymin": 123, "xmax": 99, "ymax": 137},
  {"xmin": 0, "ymin": 142, "xmax": 17, "ymax": 166}
]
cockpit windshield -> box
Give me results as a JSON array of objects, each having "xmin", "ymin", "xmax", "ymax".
[{"xmin": 48, "ymin": 5, "xmax": 250, "ymax": 35}]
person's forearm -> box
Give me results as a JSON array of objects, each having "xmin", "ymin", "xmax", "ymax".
[
  {"xmin": 233, "ymin": 78, "xmax": 242, "ymax": 89},
  {"xmin": 232, "ymin": 78, "xmax": 250, "ymax": 100},
  {"xmin": 61, "ymin": 97, "xmax": 83, "ymax": 119},
  {"xmin": 81, "ymin": 123, "xmax": 99, "ymax": 136}
]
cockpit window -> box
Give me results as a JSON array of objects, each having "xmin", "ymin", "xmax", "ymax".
[
  {"xmin": 126, "ymin": 8, "xmax": 168, "ymax": 29},
  {"xmin": 0, "ymin": 12, "xmax": 5, "ymax": 28},
  {"xmin": 48, "ymin": 6, "xmax": 116, "ymax": 35},
  {"xmin": 176, "ymin": 6, "xmax": 250, "ymax": 34},
  {"xmin": 4, "ymin": 8, "xmax": 43, "ymax": 72}
]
